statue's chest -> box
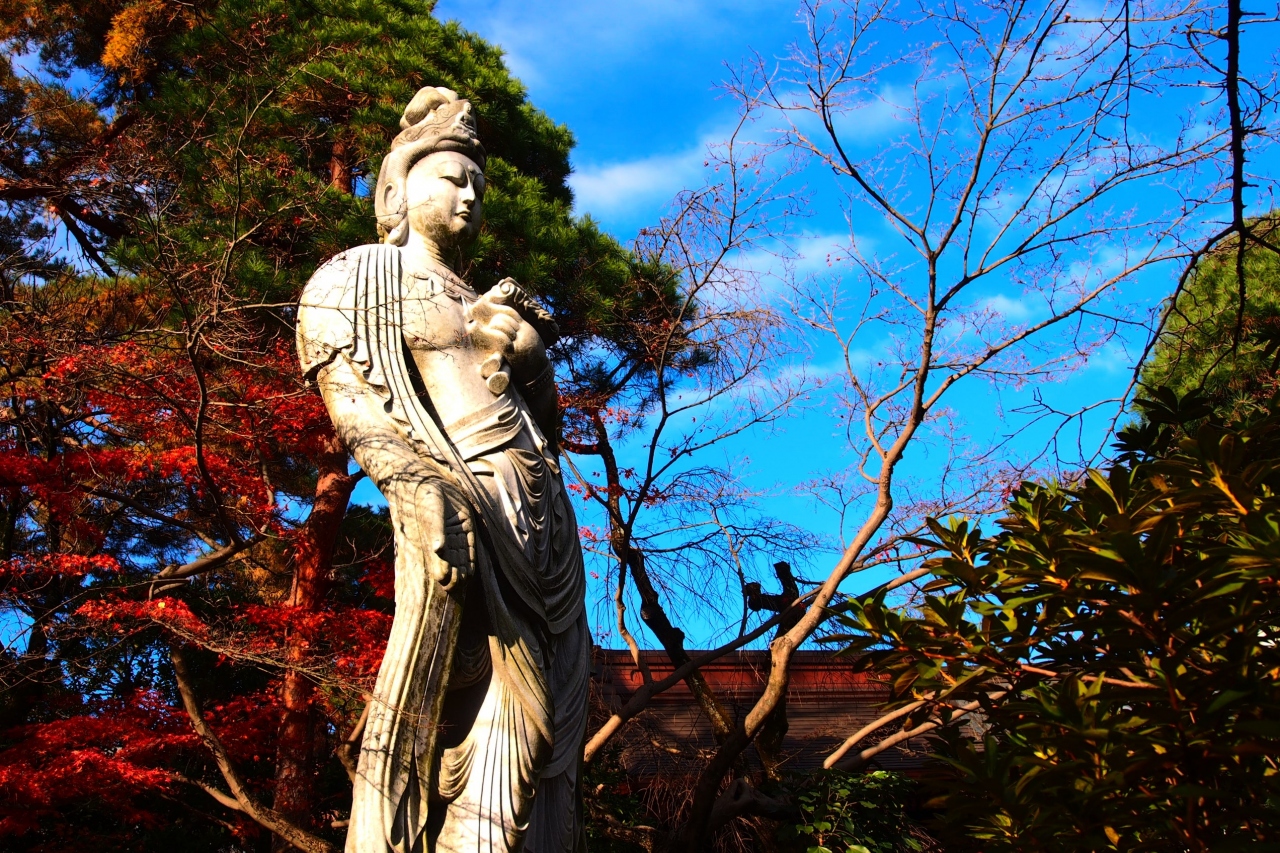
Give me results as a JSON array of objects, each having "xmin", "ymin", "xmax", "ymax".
[{"xmin": 399, "ymin": 273, "xmax": 472, "ymax": 353}]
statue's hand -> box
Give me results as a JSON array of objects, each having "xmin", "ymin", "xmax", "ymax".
[
  {"xmin": 468, "ymin": 282, "xmax": 542, "ymax": 366},
  {"xmin": 423, "ymin": 482, "xmax": 474, "ymax": 590}
]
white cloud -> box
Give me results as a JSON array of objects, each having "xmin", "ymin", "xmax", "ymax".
[
  {"xmin": 569, "ymin": 148, "xmax": 705, "ymax": 220},
  {"xmin": 825, "ymin": 93, "xmax": 908, "ymax": 145},
  {"xmin": 794, "ymin": 232, "xmax": 885, "ymax": 276},
  {"xmin": 981, "ymin": 293, "xmax": 1034, "ymax": 322},
  {"xmin": 1084, "ymin": 341, "xmax": 1136, "ymax": 376},
  {"xmin": 435, "ymin": 0, "xmax": 788, "ymax": 95}
]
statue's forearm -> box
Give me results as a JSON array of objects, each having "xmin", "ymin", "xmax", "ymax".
[{"xmin": 315, "ymin": 356, "xmax": 454, "ymax": 488}]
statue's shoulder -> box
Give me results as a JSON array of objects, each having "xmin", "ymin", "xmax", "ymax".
[
  {"xmin": 299, "ymin": 243, "xmax": 399, "ymax": 309},
  {"xmin": 297, "ymin": 243, "xmax": 401, "ymax": 379}
]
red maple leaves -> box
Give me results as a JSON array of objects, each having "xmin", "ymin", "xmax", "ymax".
[{"xmin": 0, "ymin": 276, "xmax": 386, "ymax": 849}]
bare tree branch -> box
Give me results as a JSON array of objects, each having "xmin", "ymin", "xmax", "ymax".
[{"xmin": 170, "ymin": 648, "xmax": 339, "ymax": 853}]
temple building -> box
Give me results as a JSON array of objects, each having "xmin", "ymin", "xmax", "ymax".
[{"xmin": 591, "ymin": 648, "xmax": 939, "ymax": 782}]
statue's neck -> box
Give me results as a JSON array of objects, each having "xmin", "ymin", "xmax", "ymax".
[
  {"xmin": 396, "ymin": 238, "xmax": 474, "ymax": 297},
  {"xmin": 401, "ymin": 232, "xmax": 462, "ymax": 278}
]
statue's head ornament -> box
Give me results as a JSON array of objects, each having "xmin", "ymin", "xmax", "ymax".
[{"xmin": 375, "ymin": 86, "xmax": 486, "ymax": 245}]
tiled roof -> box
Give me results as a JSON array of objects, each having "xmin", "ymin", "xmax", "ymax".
[{"xmin": 592, "ymin": 649, "xmax": 938, "ymax": 779}]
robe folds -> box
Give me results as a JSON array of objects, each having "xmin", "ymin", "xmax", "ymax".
[{"xmin": 298, "ymin": 244, "xmax": 589, "ymax": 853}]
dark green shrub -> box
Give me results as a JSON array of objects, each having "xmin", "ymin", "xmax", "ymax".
[{"xmin": 779, "ymin": 769, "xmax": 926, "ymax": 853}]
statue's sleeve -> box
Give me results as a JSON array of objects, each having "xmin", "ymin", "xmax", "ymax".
[
  {"xmin": 298, "ymin": 244, "xmax": 457, "ymax": 472},
  {"xmin": 297, "ymin": 245, "xmax": 397, "ymax": 400},
  {"xmin": 297, "ymin": 249, "xmax": 360, "ymax": 382}
]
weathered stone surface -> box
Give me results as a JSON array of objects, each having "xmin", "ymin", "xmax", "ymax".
[{"xmin": 297, "ymin": 87, "xmax": 588, "ymax": 853}]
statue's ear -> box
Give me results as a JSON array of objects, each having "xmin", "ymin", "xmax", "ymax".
[
  {"xmin": 382, "ymin": 181, "xmax": 402, "ymax": 214},
  {"xmin": 378, "ymin": 178, "xmax": 411, "ymax": 245}
]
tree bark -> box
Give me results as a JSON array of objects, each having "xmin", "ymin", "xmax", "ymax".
[
  {"xmin": 173, "ymin": 648, "xmax": 339, "ymax": 853},
  {"xmin": 328, "ymin": 137, "xmax": 352, "ymax": 194},
  {"xmin": 749, "ymin": 562, "xmax": 801, "ymax": 780},
  {"xmin": 623, "ymin": 547, "xmax": 736, "ymax": 742},
  {"xmin": 272, "ymin": 434, "xmax": 359, "ymax": 845}
]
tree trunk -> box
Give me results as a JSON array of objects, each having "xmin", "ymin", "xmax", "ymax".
[
  {"xmin": 328, "ymin": 137, "xmax": 351, "ymax": 194},
  {"xmin": 272, "ymin": 434, "xmax": 358, "ymax": 846},
  {"xmin": 750, "ymin": 562, "xmax": 801, "ymax": 780}
]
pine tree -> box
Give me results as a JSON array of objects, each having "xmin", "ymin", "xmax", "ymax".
[
  {"xmin": 1141, "ymin": 215, "xmax": 1280, "ymax": 420},
  {"xmin": 0, "ymin": 1, "xmax": 659, "ymax": 848}
]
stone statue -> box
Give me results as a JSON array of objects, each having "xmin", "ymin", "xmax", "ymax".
[{"xmin": 296, "ymin": 87, "xmax": 588, "ymax": 853}]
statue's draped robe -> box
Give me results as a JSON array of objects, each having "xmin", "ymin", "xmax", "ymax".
[{"xmin": 297, "ymin": 245, "xmax": 589, "ymax": 853}]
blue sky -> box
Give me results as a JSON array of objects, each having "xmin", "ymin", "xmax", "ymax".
[
  {"xmin": 2, "ymin": 1, "xmax": 1273, "ymax": 654},
  {"xmin": 434, "ymin": 0, "xmax": 799, "ymax": 236},
  {"xmin": 413, "ymin": 0, "xmax": 1279, "ymax": 648},
  {"xmin": 408, "ymin": 2, "xmax": 872, "ymax": 645}
]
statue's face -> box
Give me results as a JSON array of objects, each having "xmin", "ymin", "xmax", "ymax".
[{"xmin": 404, "ymin": 150, "xmax": 485, "ymax": 249}]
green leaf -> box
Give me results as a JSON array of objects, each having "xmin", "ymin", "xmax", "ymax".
[
  {"xmin": 1207, "ymin": 688, "xmax": 1252, "ymax": 714},
  {"xmin": 1235, "ymin": 720, "xmax": 1280, "ymax": 737}
]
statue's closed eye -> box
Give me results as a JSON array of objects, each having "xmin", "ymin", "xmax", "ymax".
[
  {"xmin": 437, "ymin": 161, "xmax": 468, "ymax": 185},
  {"xmin": 435, "ymin": 161, "xmax": 485, "ymax": 196}
]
